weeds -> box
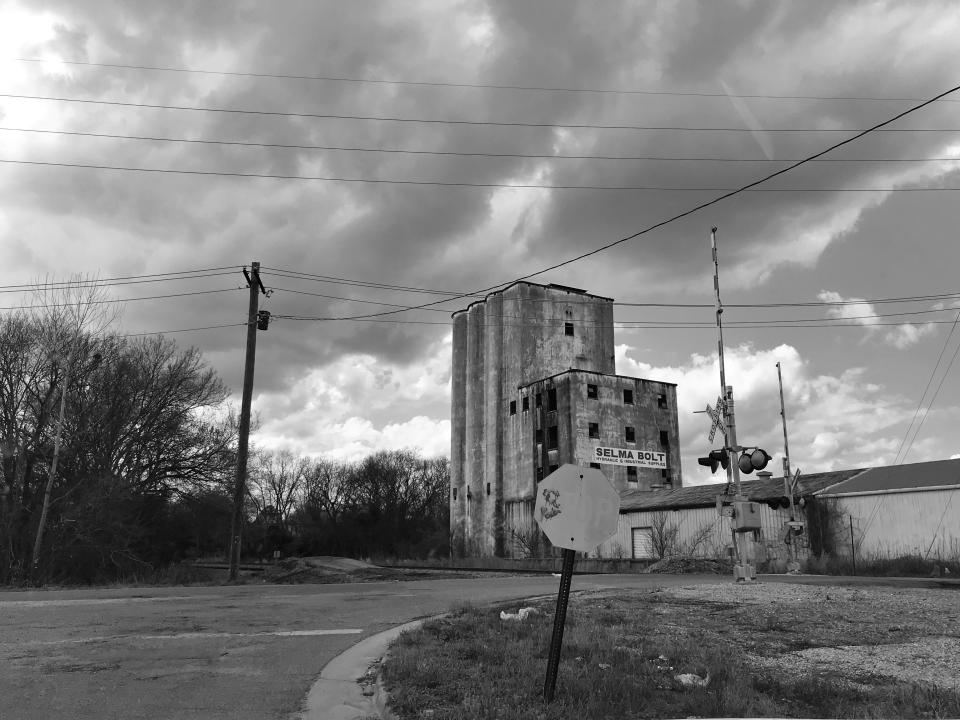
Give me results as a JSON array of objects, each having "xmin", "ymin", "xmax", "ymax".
[{"xmin": 381, "ymin": 591, "xmax": 960, "ymax": 719}]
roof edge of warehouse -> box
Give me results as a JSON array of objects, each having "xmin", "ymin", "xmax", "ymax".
[
  {"xmin": 518, "ymin": 367, "xmax": 678, "ymax": 389},
  {"xmin": 450, "ymin": 280, "xmax": 615, "ymax": 317},
  {"xmin": 619, "ymin": 468, "xmax": 867, "ymax": 513}
]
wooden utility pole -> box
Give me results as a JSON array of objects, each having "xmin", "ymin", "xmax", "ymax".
[
  {"xmin": 31, "ymin": 350, "xmax": 73, "ymax": 580},
  {"xmin": 229, "ymin": 261, "xmax": 267, "ymax": 581}
]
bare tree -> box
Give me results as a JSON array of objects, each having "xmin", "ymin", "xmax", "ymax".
[
  {"xmin": 649, "ymin": 511, "xmax": 680, "ymax": 560},
  {"xmin": 248, "ymin": 449, "xmax": 308, "ymax": 528},
  {"xmin": 29, "ymin": 276, "xmax": 117, "ymax": 579}
]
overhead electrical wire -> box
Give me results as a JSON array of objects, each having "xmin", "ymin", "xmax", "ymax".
[
  {"xmin": 121, "ymin": 322, "xmax": 248, "ymax": 337},
  {"xmin": 893, "ymin": 308, "xmax": 960, "ymax": 464},
  {"xmin": 2, "ymin": 93, "xmax": 959, "ymax": 132},
  {"xmin": 0, "ymin": 287, "xmax": 243, "ymax": 310},
  {"xmin": 13, "ymin": 57, "xmax": 960, "ymax": 103},
  {"xmin": 270, "ymin": 315, "xmax": 960, "ymax": 330},
  {"xmin": 5, "ymin": 158, "xmax": 960, "ymax": 192},
  {"xmin": 270, "ymin": 286, "xmax": 960, "ymax": 324},
  {"xmin": 0, "ymin": 268, "xmax": 239, "ymax": 293},
  {"xmin": 260, "ymin": 268, "xmax": 472, "ymax": 296},
  {"xmin": 4, "ymin": 127, "xmax": 960, "ymax": 164},
  {"xmin": 301, "ymin": 80, "xmax": 960, "ymax": 323}
]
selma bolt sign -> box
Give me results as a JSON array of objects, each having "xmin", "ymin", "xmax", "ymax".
[{"xmin": 592, "ymin": 446, "xmax": 667, "ymax": 469}]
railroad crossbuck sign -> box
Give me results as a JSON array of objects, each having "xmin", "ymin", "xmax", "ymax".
[{"xmin": 534, "ymin": 464, "xmax": 620, "ymax": 552}]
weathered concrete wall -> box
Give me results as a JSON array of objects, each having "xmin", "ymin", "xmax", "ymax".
[
  {"xmin": 483, "ymin": 293, "xmax": 504, "ymax": 556},
  {"xmin": 451, "ymin": 282, "xmax": 616, "ymax": 558},
  {"xmin": 449, "ymin": 312, "xmax": 468, "ymax": 556},
  {"xmin": 463, "ymin": 301, "xmax": 486, "ymax": 556},
  {"xmin": 568, "ymin": 372, "xmax": 682, "ymax": 493}
]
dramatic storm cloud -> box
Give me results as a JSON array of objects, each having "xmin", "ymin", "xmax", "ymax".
[{"xmin": 2, "ymin": 0, "xmax": 959, "ymax": 478}]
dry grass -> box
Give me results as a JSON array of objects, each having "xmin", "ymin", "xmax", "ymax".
[{"xmin": 380, "ymin": 585, "xmax": 960, "ymax": 719}]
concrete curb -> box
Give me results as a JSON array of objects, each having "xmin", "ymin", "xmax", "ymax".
[
  {"xmin": 297, "ymin": 594, "xmax": 559, "ymax": 720},
  {"xmin": 298, "ymin": 620, "xmax": 423, "ymax": 720}
]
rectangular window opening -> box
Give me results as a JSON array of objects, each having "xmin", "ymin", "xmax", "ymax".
[
  {"xmin": 589, "ymin": 463, "xmax": 601, "ymax": 469},
  {"xmin": 453, "ymin": 487, "xmax": 457, "ymax": 500},
  {"xmin": 660, "ymin": 430, "xmax": 670, "ymax": 446},
  {"xmin": 623, "ymin": 388, "xmax": 634, "ymax": 405},
  {"xmin": 627, "ymin": 466, "xmax": 638, "ymax": 483},
  {"xmin": 486, "ymin": 482, "xmax": 491, "ymax": 496},
  {"xmin": 587, "ymin": 384, "xmax": 598, "ymax": 399},
  {"xmin": 625, "ymin": 426, "xmax": 636, "ymax": 443},
  {"xmin": 522, "ymin": 396, "xmax": 529, "ymax": 412},
  {"xmin": 548, "ymin": 464, "xmax": 559, "ymax": 474},
  {"xmin": 588, "ymin": 422, "xmax": 600, "ymax": 439},
  {"xmin": 547, "ymin": 425, "xmax": 559, "ymax": 450},
  {"xmin": 661, "ymin": 470, "xmax": 669, "ymax": 480},
  {"xmin": 536, "ymin": 467, "xmax": 544, "ymax": 482},
  {"xmin": 547, "ymin": 388, "xmax": 557, "ymax": 412},
  {"xmin": 535, "ymin": 392, "xmax": 542, "ymax": 408},
  {"xmin": 509, "ymin": 400, "xmax": 516, "ymax": 415},
  {"xmin": 658, "ymin": 393, "xmax": 668, "ymax": 409},
  {"xmin": 564, "ymin": 322, "xmax": 574, "ymax": 337},
  {"xmin": 535, "ymin": 428, "xmax": 544, "ymax": 444}
]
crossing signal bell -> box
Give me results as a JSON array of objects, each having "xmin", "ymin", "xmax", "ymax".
[
  {"xmin": 738, "ymin": 448, "xmax": 772, "ymax": 474},
  {"xmin": 697, "ymin": 448, "xmax": 729, "ymax": 474}
]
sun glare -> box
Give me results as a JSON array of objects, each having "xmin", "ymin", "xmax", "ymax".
[
  {"xmin": 38, "ymin": 54, "xmax": 73, "ymax": 79},
  {"xmin": 0, "ymin": 4, "xmax": 65, "ymax": 77}
]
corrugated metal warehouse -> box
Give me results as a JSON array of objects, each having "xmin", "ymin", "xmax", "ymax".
[
  {"xmin": 815, "ymin": 458, "xmax": 960, "ymax": 562},
  {"xmin": 596, "ymin": 469, "xmax": 863, "ymax": 564}
]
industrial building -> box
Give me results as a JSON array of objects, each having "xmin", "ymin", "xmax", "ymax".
[
  {"xmin": 594, "ymin": 457, "xmax": 960, "ymax": 567},
  {"xmin": 449, "ymin": 281, "xmax": 681, "ymax": 558},
  {"xmin": 598, "ymin": 469, "xmax": 862, "ymax": 565},
  {"xmin": 815, "ymin": 458, "xmax": 960, "ymax": 562}
]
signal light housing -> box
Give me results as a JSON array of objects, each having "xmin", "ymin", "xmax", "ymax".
[
  {"xmin": 738, "ymin": 448, "xmax": 772, "ymax": 474},
  {"xmin": 697, "ymin": 448, "xmax": 729, "ymax": 474}
]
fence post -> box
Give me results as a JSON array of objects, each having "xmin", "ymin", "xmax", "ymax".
[{"xmin": 849, "ymin": 515, "xmax": 857, "ymax": 576}]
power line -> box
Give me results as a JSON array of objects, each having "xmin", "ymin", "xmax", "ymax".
[
  {"xmin": 894, "ymin": 308, "xmax": 960, "ymax": 464},
  {"xmin": 0, "ymin": 268, "xmax": 238, "ymax": 293},
  {"xmin": 3, "ymin": 94, "xmax": 959, "ymax": 132},
  {"xmin": 6, "ymin": 158, "xmax": 960, "ymax": 192},
  {"xmin": 5, "ymin": 127, "xmax": 960, "ymax": 164},
  {"xmin": 14, "ymin": 57, "xmax": 960, "ymax": 103},
  {"xmin": 271, "ymin": 289, "xmax": 958, "ymax": 323},
  {"xmin": 120, "ymin": 322, "xmax": 248, "ymax": 337},
  {"xmin": 270, "ymin": 314, "xmax": 960, "ymax": 329},
  {"xmin": 255, "ymin": 269, "xmax": 960, "ymax": 309},
  {"xmin": 271, "ymin": 285, "xmax": 454, "ymax": 312},
  {"xmin": 311, "ymin": 79, "xmax": 960, "ymax": 323},
  {"xmin": 0, "ymin": 287, "xmax": 242, "ymax": 310},
  {"xmin": 260, "ymin": 268, "xmax": 474, "ymax": 296}
]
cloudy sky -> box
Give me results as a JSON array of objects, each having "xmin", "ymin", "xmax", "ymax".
[{"xmin": 3, "ymin": 0, "xmax": 959, "ymax": 486}]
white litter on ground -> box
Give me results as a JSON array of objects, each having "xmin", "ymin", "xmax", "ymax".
[{"xmin": 499, "ymin": 607, "xmax": 538, "ymax": 621}]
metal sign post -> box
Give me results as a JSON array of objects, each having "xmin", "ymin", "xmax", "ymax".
[
  {"xmin": 543, "ymin": 547, "xmax": 576, "ymax": 703},
  {"xmin": 534, "ymin": 465, "xmax": 619, "ymax": 704}
]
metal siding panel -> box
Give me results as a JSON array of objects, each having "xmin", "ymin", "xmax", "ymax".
[{"xmin": 838, "ymin": 489, "xmax": 960, "ymax": 559}]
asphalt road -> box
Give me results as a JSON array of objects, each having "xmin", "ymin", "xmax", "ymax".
[
  {"xmin": 0, "ymin": 573, "xmax": 719, "ymax": 720},
  {"xmin": 3, "ymin": 572, "xmax": 956, "ymax": 720}
]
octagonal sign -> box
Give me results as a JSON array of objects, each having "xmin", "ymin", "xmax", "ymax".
[{"xmin": 534, "ymin": 464, "xmax": 620, "ymax": 552}]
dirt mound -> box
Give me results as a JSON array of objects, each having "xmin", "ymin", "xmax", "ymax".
[{"xmin": 644, "ymin": 556, "xmax": 733, "ymax": 574}]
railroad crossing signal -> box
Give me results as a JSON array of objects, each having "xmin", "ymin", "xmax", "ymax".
[
  {"xmin": 697, "ymin": 448, "xmax": 729, "ymax": 474},
  {"xmin": 705, "ymin": 396, "xmax": 726, "ymax": 442},
  {"xmin": 737, "ymin": 448, "xmax": 772, "ymax": 474}
]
